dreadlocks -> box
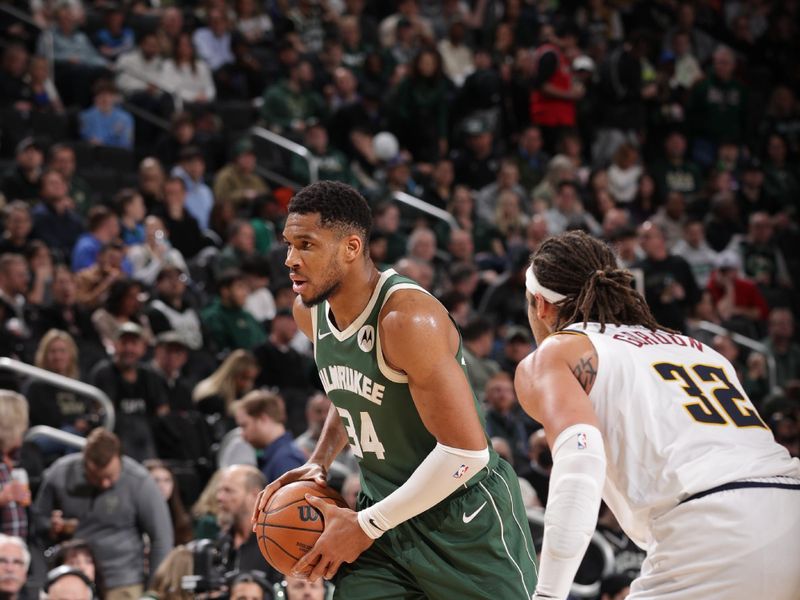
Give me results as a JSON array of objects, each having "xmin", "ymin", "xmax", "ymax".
[{"xmin": 531, "ymin": 230, "xmax": 671, "ymax": 333}]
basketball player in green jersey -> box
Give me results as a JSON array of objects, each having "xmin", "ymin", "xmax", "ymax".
[{"xmin": 251, "ymin": 181, "xmax": 537, "ymax": 599}]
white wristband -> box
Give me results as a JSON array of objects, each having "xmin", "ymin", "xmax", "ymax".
[
  {"xmin": 535, "ymin": 424, "xmax": 606, "ymax": 600},
  {"xmin": 358, "ymin": 442, "xmax": 490, "ymax": 539}
]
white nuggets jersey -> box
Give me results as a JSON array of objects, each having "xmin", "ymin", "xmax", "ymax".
[{"xmin": 564, "ymin": 322, "xmax": 800, "ymax": 549}]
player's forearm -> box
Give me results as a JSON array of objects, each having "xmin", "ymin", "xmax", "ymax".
[
  {"xmin": 358, "ymin": 442, "xmax": 489, "ymax": 538},
  {"xmin": 308, "ymin": 405, "xmax": 349, "ymax": 470}
]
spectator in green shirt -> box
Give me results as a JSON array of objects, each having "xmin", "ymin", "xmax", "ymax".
[
  {"xmin": 290, "ymin": 121, "xmax": 355, "ymax": 186},
  {"xmin": 260, "ymin": 60, "xmax": 325, "ymax": 140},
  {"xmin": 201, "ymin": 269, "xmax": 266, "ymax": 352}
]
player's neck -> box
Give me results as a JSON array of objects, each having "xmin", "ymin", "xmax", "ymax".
[{"xmin": 327, "ymin": 263, "xmax": 381, "ymax": 331}]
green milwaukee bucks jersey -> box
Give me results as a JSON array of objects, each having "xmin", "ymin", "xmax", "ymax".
[{"xmin": 312, "ymin": 269, "xmax": 491, "ymax": 501}]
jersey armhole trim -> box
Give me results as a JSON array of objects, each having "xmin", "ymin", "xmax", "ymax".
[
  {"xmin": 310, "ymin": 304, "xmax": 318, "ymax": 362},
  {"xmin": 375, "ymin": 283, "xmax": 432, "ymax": 383}
]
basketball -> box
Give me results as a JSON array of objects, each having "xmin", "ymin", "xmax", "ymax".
[{"xmin": 255, "ymin": 480, "xmax": 348, "ymax": 576}]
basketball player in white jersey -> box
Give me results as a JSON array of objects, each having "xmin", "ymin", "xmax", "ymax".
[{"xmin": 515, "ymin": 230, "xmax": 800, "ymax": 600}]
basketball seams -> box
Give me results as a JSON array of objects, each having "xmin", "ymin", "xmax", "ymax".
[{"xmin": 257, "ymin": 522, "xmax": 324, "ymax": 533}]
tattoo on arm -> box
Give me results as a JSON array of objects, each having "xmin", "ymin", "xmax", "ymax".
[{"xmin": 571, "ymin": 352, "xmax": 598, "ymax": 393}]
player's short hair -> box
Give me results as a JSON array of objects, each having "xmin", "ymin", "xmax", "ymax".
[
  {"xmin": 288, "ymin": 181, "xmax": 372, "ymax": 249},
  {"xmin": 530, "ymin": 230, "xmax": 666, "ymax": 333},
  {"xmin": 235, "ymin": 390, "xmax": 287, "ymax": 425},
  {"xmin": 83, "ymin": 429, "xmax": 121, "ymax": 467}
]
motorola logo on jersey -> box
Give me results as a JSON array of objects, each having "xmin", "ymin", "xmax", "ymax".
[{"xmin": 358, "ymin": 325, "xmax": 375, "ymax": 352}]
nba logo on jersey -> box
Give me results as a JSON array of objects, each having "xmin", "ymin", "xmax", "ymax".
[
  {"xmin": 358, "ymin": 325, "xmax": 375, "ymax": 352},
  {"xmin": 577, "ymin": 432, "xmax": 588, "ymax": 450},
  {"xmin": 453, "ymin": 464, "xmax": 469, "ymax": 478}
]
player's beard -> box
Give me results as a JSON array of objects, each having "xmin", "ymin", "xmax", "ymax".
[{"xmin": 302, "ymin": 257, "xmax": 344, "ymax": 307}]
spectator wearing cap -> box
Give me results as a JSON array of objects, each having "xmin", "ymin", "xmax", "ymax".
[
  {"xmin": 89, "ymin": 323, "xmax": 168, "ymax": 460},
  {"xmin": 128, "ymin": 215, "xmax": 188, "ymax": 286},
  {"xmin": 146, "ymin": 264, "xmax": 202, "ymax": 351},
  {"xmin": 260, "ymin": 60, "xmax": 325, "ymax": 139},
  {"xmin": 1, "ymin": 137, "xmax": 44, "ymax": 204},
  {"xmin": 0, "ymin": 534, "xmax": 29, "ymax": 600},
  {"xmin": 650, "ymin": 131, "xmax": 702, "ymax": 204},
  {"xmin": 450, "ymin": 117, "xmax": 501, "ymax": 189},
  {"xmin": 202, "ymin": 270, "xmax": 266, "ymax": 352},
  {"xmin": 213, "ymin": 139, "xmax": 270, "ymax": 208},
  {"xmin": 291, "ymin": 121, "xmax": 355, "ymax": 185},
  {"xmin": 71, "ymin": 206, "xmax": 128, "ymax": 273},
  {"xmin": 32, "ymin": 429, "xmax": 173, "ymax": 600},
  {"xmin": 171, "ymin": 146, "xmax": 214, "ymax": 231},
  {"xmin": 79, "ymin": 80, "xmax": 134, "ymax": 150},
  {"xmin": 707, "ymin": 252, "xmax": 769, "ymax": 336},
  {"xmin": 151, "ymin": 331, "xmax": 193, "ymax": 412}
]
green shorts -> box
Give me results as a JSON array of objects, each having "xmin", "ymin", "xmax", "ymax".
[{"xmin": 333, "ymin": 458, "xmax": 538, "ymax": 600}]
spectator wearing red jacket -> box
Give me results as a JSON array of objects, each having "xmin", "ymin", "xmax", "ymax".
[{"xmin": 707, "ymin": 252, "xmax": 769, "ymax": 336}]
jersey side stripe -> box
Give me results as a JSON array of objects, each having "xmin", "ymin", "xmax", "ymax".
[
  {"xmin": 479, "ymin": 481, "xmax": 531, "ymax": 599},
  {"xmin": 493, "ymin": 468, "xmax": 539, "ymax": 577}
]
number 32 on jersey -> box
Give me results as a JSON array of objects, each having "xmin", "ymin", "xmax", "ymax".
[
  {"xmin": 337, "ymin": 407, "xmax": 386, "ymax": 459},
  {"xmin": 653, "ymin": 362, "xmax": 767, "ymax": 429}
]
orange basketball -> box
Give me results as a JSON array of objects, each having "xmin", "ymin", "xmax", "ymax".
[{"xmin": 255, "ymin": 480, "xmax": 348, "ymax": 576}]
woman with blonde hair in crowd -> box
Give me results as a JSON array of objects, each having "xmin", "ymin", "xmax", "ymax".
[
  {"xmin": 0, "ymin": 390, "xmax": 30, "ymax": 536},
  {"xmin": 191, "ymin": 469, "xmax": 223, "ymax": 539},
  {"xmin": 24, "ymin": 330, "xmax": 95, "ymax": 448},
  {"xmin": 192, "ymin": 350, "xmax": 259, "ymax": 441},
  {"xmin": 142, "ymin": 545, "xmax": 194, "ymax": 600},
  {"xmin": 145, "ymin": 460, "xmax": 194, "ymax": 545}
]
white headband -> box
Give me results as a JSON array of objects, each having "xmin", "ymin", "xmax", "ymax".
[{"xmin": 526, "ymin": 265, "xmax": 567, "ymax": 303}]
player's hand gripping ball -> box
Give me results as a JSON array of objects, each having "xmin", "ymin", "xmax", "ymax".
[{"xmin": 255, "ymin": 480, "xmax": 348, "ymax": 576}]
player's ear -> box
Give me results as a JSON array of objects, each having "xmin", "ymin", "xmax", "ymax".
[
  {"xmin": 343, "ymin": 234, "xmax": 363, "ymax": 261},
  {"xmin": 535, "ymin": 293, "xmax": 549, "ymax": 320}
]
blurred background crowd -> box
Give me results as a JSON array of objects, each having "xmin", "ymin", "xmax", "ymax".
[{"xmin": 0, "ymin": 0, "xmax": 799, "ymax": 599}]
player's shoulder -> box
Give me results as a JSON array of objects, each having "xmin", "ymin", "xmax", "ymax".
[
  {"xmin": 380, "ymin": 286, "xmax": 447, "ymax": 332},
  {"xmin": 517, "ymin": 330, "xmax": 595, "ymax": 378}
]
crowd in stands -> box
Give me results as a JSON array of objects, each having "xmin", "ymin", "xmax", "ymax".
[{"xmin": 1, "ymin": 0, "xmax": 799, "ymax": 599}]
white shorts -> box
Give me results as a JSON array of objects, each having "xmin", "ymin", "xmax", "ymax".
[{"xmin": 629, "ymin": 480, "xmax": 800, "ymax": 600}]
